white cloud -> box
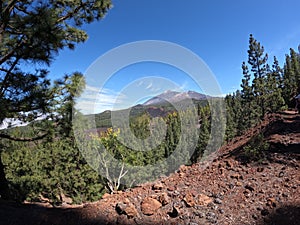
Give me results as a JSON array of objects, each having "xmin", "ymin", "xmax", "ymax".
[
  {"xmin": 76, "ymin": 85, "xmax": 127, "ymax": 114},
  {"xmin": 179, "ymin": 81, "xmax": 188, "ymax": 91},
  {"xmin": 85, "ymin": 85, "xmax": 101, "ymax": 93},
  {"xmin": 137, "ymin": 80, "xmax": 144, "ymax": 87},
  {"xmin": 146, "ymin": 82, "xmax": 153, "ymax": 90}
]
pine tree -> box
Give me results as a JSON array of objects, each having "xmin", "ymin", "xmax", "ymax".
[
  {"xmin": 224, "ymin": 94, "xmax": 236, "ymax": 141},
  {"xmin": 164, "ymin": 112, "xmax": 180, "ymax": 158},
  {"xmin": 224, "ymin": 91, "xmax": 245, "ymax": 137},
  {"xmin": 0, "ymin": 0, "xmax": 111, "ymax": 199},
  {"xmin": 290, "ymin": 48, "xmax": 300, "ymax": 94},
  {"xmin": 53, "ymin": 72, "xmax": 86, "ymax": 138},
  {"xmin": 240, "ymin": 61, "xmax": 257, "ymax": 129},
  {"xmin": 282, "ymin": 48, "xmax": 300, "ymax": 107},
  {"xmin": 265, "ymin": 56, "xmax": 285, "ymax": 112},
  {"xmin": 282, "ymin": 54, "xmax": 294, "ymax": 107},
  {"xmin": 247, "ymin": 34, "xmax": 269, "ymax": 119},
  {"xmin": 191, "ymin": 108, "xmax": 210, "ymax": 163}
]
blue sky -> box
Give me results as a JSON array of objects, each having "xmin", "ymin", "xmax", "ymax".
[{"xmin": 47, "ymin": 0, "xmax": 300, "ymax": 114}]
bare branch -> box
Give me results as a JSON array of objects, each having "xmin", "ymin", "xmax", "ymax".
[
  {"xmin": 98, "ymin": 152, "xmax": 128, "ymax": 194},
  {"xmin": 116, "ymin": 162, "xmax": 128, "ymax": 191}
]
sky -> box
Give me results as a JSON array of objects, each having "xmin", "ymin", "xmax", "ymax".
[{"xmin": 46, "ymin": 0, "xmax": 300, "ymax": 114}]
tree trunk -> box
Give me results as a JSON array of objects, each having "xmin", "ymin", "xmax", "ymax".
[{"xmin": 0, "ymin": 153, "xmax": 9, "ymax": 199}]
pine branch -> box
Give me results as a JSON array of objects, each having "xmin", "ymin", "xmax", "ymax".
[
  {"xmin": 0, "ymin": 56, "xmax": 21, "ymax": 98},
  {"xmin": 0, "ymin": 132, "xmax": 48, "ymax": 142},
  {"xmin": 56, "ymin": 4, "xmax": 84, "ymax": 24},
  {"xmin": 0, "ymin": 35, "xmax": 25, "ymax": 65}
]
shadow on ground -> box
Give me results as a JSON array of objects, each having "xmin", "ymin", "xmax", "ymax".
[
  {"xmin": 0, "ymin": 201, "xmax": 112, "ymax": 225},
  {"xmin": 257, "ymin": 204, "xmax": 300, "ymax": 225}
]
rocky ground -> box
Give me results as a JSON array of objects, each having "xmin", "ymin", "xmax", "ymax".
[{"xmin": 0, "ymin": 111, "xmax": 299, "ymax": 225}]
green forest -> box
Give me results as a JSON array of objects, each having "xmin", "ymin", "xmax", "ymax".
[{"xmin": 1, "ymin": 0, "xmax": 300, "ymax": 206}]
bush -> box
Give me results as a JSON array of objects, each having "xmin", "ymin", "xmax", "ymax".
[
  {"xmin": 2, "ymin": 139, "xmax": 106, "ymax": 205},
  {"xmin": 243, "ymin": 134, "xmax": 269, "ymax": 161}
]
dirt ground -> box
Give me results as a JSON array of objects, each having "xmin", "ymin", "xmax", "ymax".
[{"xmin": 0, "ymin": 111, "xmax": 299, "ymax": 225}]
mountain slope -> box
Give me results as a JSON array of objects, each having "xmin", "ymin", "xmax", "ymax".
[
  {"xmin": 143, "ymin": 90, "xmax": 208, "ymax": 106},
  {"xmin": 83, "ymin": 111, "xmax": 299, "ymax": 225},
  {"xmin": 92, "ymin": 90, "xmax": 209, "ymax": 128},
  {"xmin": 1, "ymin": 112, "xmax": 299, "ymax": 225}
]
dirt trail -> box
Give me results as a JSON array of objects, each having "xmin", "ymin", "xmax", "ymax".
[{"xmin": 0, "ymin": 112, "xmax": 299, "ymax": 225}]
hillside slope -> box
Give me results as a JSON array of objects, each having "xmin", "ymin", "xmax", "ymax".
[
  {"xmin": 0, "ymin": 112, "xmax": 299, "ymax": 225},
  {"xmin": 143, "ymin": 90, "xmax": 208, "ymax": 106}
]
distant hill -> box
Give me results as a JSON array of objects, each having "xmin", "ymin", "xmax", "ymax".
[
  {"xmin": 92, "ymin": 90, "xmax": 209, "ymax": 128},
  {"xmin": 0, "ymin": 90, "xmax": 210, "ymax": 130}
]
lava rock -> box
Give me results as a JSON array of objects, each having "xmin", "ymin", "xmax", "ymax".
[
  {"xmin": 245, "ymin": 184, "xmax": 255, "ymax": 192},
  {"xmin": 198, "ymin": 194, "xmax": 213, "ymax": 206},
  {"xmin": 214, "ymin": 198, "xmax": 223, "ymax": 205},
  {"xmin": 279, "ymin": 171, "xmax": 284, "ymax": 177},
  {"xmin": 158, "ymin": 192, "xmax": 170, "ymax": 206},
  {"xmin": 206, "ymin": 212, "xmax": 217, "ymax": 223},
  {"xmin": 116, "ymin": 202, "xmax": 127, "ymax": 215},
  {"xmin": 116, "ymin": 202, "xmax": 138, "ymax": 218},
  {"xmin": 141, "ymin": 197, "xmax": 162, "ymax": 216},
  {"xmin": 184, "ymin": 192, "xmax": 196, "ymax": 207},
  {"xmin": 261, "ymin": 209, "xmax": 269, "ymax": 216},
  {"xmin": 152, "ymin": 182, "xmax": 164, "ymax": 190},
  {"xmin": 168, "ymin": 205, "xmax": 180, "ymax": 218}
]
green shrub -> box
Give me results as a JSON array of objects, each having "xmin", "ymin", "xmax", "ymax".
[
  {"xmin": 243, "ymin": 134, "xmax": 269, "ymax": 161},
  {"xmin": 2, "ymin": 139, "xmax": 106, "ymax": 204}
]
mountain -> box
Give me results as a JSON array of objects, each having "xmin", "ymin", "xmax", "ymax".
[
  {"xmin": 0, "ymin": 90, "xmax": 209, "ymax": 130},
  {"xmin": 92, "ymin": 90, "xmax": 209, "ymax": 128},
  {"xmin": 143, "ymin": 90, "xmax": 208, "ymax": 106},
  {"xmin": 88, "ymin": 90, "xmax": 212, "ymax": 128}
]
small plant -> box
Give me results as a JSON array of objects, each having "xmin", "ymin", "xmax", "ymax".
[{"xmin": 243, "ymin": 134, "xmax": 269, "ymax": 161}]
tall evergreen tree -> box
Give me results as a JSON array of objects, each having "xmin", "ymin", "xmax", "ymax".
[
  {"xmin": 290, "ymin": 48, "xmax": 300, "ymax": 94},
  {"xmin": 282, "ymin": 48, "xmax": 300, "ymax": 107},
  {"xmin": 265, "ymin": 56, "xmax": 285, "ymax": 112},
  {"xmin": 191, "ymin": 107, "xmax": 210, "ymax": 163},
  {"xmin": 282, "ymin": 54, "xmax": 294, "ymax": 107},
  {"xmin": 0, "ymin": 0, "xmax": 111, "ymax": 199},
  {"xmin": 225, "ymin": 94, "xmax": 237, "ymax": 141},
  {"xmin": 240, "ymin": 61, "xmax": 257, "ymax": 129},
  {"xmin": 247, "ymin": 34, "xmax": 269, "ymax": 119},
  {"xmin": 53, "ymin": 72, "xmax": 86, "ymax": 138},
  {"xmin": 232, "ymin": 34, "xmax": 285, "ymax": 138}
]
